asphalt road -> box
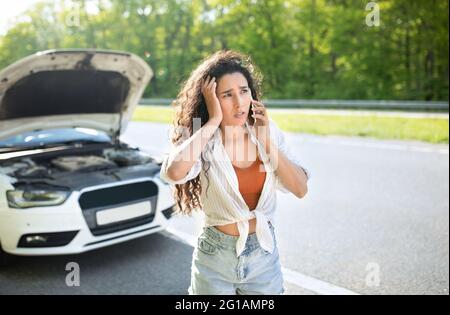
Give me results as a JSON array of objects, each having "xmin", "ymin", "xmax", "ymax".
[{"xmin": 1, "ymin": 122, "xmax": 448, "ymax": 295}]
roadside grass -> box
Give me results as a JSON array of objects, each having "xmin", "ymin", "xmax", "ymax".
[{"xmin": 132, "ymin": 105, "xmax": 449, "ymax": 144}]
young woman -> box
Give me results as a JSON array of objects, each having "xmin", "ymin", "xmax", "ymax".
[{"xmin": 160, "ymin": 50, "xmax": 310, "ymax": 295}]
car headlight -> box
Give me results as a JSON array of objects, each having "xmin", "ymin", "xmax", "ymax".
[{"xmin": 6, "ymin": 190, "xmax": 70, "ymax": 209}]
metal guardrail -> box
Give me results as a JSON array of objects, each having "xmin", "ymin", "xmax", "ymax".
[{"xmin": 140, "ymin": 98, "xmax": 449, "ymax": 111}]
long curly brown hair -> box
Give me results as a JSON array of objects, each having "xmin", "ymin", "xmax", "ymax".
[{"xmin": 170, "ymin": 50, "xmax": 263, "ymax": 215}]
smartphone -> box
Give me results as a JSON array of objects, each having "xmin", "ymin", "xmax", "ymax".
[{"xmin": 248, "ymin": 100, "xmax": 255, "ymax": 126}]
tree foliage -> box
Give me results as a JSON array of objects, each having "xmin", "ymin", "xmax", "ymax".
[{"xmin": 0, "ymin": 0, "xmax": 447, "ymax": 100}]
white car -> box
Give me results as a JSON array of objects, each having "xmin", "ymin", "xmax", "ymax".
[{"xmin": 0, "ymin": 49, "xmax": 175, "ymax": 266}]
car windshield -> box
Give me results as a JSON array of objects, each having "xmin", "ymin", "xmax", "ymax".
[{"xmin": 0, "ymin": 128, "xmax": 111, "ymax": 149}]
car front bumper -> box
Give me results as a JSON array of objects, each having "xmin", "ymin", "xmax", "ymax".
[{"xmin": 0, "ymin": 178, "xmax": 175, "ymax": 256}]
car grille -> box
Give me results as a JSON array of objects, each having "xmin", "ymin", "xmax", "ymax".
[{"xmin": 78, "ymin": 181, "xmax": 158, "ymax": 236}]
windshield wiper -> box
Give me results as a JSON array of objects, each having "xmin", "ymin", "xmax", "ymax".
[
  {"xmin": 45, "ymin": 139, "xmax": 111, "ymax": 147},
  {"xmin": 0, "ymin": 140, "xmax": 112, "ymax": 153}
]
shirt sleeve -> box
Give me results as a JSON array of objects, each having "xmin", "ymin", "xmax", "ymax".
[
  {"xmin": 269, "ymin": 119, "xmax": 311, "ymax": 193},
  {"xmin": 159, "ymin": 134, "xmax": 203, "ymax": 185}
]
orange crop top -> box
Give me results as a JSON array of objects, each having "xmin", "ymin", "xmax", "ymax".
[{"xmin": 232, "ymin": 155, "xmax": 267, "ymax": 210}]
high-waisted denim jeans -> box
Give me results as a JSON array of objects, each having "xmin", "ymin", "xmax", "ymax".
[{"xmin": 188, "ymin": 222, "xmax": 285, "ymax": 295}]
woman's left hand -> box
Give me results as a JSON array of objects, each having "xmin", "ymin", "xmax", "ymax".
[{"xmin": 250, "ymin": 99, "xmax": 271, "ymax": 147}]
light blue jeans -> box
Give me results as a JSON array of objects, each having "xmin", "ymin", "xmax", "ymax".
[{"xmin": 188, "ymin": 222, "xmax": 285, "ymax": 295}]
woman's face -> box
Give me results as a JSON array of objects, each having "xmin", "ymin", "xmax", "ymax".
[{"xmin": 216, "ymin": 72, "xmax": 253, "ymax": 127}]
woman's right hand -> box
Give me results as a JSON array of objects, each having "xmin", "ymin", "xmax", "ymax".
[{"xmin": 201, "ymin": 75, "xmax": 222, "ymax": 124}]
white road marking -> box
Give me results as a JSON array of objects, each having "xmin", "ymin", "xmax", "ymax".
[
  {"xmin": 164, "ymin": 227, "xmax": 361, "ymax": 296},
  {"xmin": 164, "ymin": 227, "xmax": 198, "ymax": 247},
  {"xmin": 280, "ymin": 267, "xmax": 359, "ymax": 295}
]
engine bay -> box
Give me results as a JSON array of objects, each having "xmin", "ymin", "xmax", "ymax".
[{"xmin": 0, "ymin": 146, "xmax": 156, "ymax": 183}]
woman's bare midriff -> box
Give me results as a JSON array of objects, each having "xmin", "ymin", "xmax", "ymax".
[{"xmin": 215, "ymin": 217, "xmax": 257, "ymax": 236}]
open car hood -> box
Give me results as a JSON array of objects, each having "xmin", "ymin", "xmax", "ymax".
[{"xmin": 0, "ymin": 49, "xmax": 152, "ymax": 141}]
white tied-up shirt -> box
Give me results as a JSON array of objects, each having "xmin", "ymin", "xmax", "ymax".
[{"xmin": 160, "ymin": 119, "xmax": 311, "ymax": 257}]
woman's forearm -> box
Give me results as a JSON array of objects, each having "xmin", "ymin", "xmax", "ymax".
[
  {"xmin": 165, "ymin": 118, "xmax": 220, "ymax": 181},
  {"xmin": 263, "ymin": 139, "xmax": 308, "ymax": 198}
]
